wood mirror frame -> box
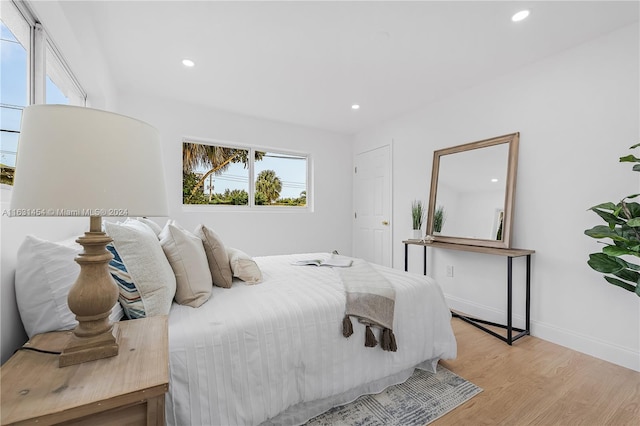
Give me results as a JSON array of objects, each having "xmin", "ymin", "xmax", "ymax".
[{"xmin": 426, "ymin": 132, "xmax": 519, "ymax": 249}]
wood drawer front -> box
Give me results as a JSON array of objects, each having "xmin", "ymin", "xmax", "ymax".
[{"xmin": 58, "ymin": 395, "xmax": 165, "ymax": 426}]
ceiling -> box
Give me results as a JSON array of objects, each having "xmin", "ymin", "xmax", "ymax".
[{"xmin": 53, "ymin": 1, "xmax": 639, "ymax": 135}]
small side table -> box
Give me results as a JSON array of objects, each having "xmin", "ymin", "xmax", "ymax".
[
  {"xmin": 403, "ymin": 239, "xmax": 534, "ymax": 345},
  {"xmin": 1, "ymin": 316, "xmax": 168, "ymax": 426}
]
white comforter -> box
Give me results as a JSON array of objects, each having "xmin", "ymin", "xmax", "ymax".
[{"xmin": 166, "ymin": 254, "xmax": 456, "ymax": 426}]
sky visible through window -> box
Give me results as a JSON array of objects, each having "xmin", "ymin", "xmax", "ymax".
[
  {"xmin": 1, "ymin": 20, "xmax": 68, "ymax": 171},
  {"xmin": 194, "ymin": 152, "xmax": 307, "ymax": 200},
  {"xmin": 1, "ymin": 20, "xmax": 26, "ymax": 169}
]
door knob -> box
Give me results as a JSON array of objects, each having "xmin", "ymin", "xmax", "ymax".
[{"xmin": 382, "ymin": 221, "xmax": 389, "ymax": 225}]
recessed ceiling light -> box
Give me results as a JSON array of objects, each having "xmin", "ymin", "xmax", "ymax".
[
  {"xmin": 351, "ymin": 104, "xmax": 360, "ymax": 110},
  {"xmin": 512, "ymin": 10, "xmax": 530, "ymax": 22},
  {"xmin": 182, "ymin": 59, "xmax": 195, "ymax": 67},
  {"xmin": 491, "ymin": 178, "xmax": 499, "ymax": 183}
]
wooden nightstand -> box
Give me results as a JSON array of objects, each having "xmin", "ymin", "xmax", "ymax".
[{"xmin": 1, "ymin": 316, "xmax": 168, "ymax": 426}]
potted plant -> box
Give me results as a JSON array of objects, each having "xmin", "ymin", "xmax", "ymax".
[
  {"xmin": 584, "ymin": 143, "xmax": 640, "ymax": 297},
  {"xmin": 411, "ymin": 200, "xmax": 426, "ymax": 239},
  {"xmin": 433, "ymin": 205, "xmax": 446, "ymax": 234}
]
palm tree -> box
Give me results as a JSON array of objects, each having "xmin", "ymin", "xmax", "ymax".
[
  {"xmin": 182, "ymin": 143, "xmax": 264, "ymax": 200},
  {"xmin": 255, "ymin": 169, "xmax": 282, "ymax": 204}
]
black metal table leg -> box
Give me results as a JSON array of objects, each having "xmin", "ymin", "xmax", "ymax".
[
  {"xmin": 507, "ymin": 256, "xmax": 513, "ymax": 345},
  {"xmin": 402, "ymin": 241, "xmax": 533, "ymax": 345},
  {"xmin": 423, "ymin": 246, "xmax": 427, "ymax": 275},
  {"xmin": 526, "ymin": 254, "xmax": 531, "ymax": 332},
  {"xmin": 404, "ymin": 243, "xmax": 408, "ymax": 272}
]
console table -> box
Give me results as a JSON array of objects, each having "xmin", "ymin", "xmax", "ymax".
[{"xmin": 403, "ymin": 239, "xmax": 534, "ymax": 345}]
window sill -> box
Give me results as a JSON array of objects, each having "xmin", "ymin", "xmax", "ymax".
[{"xmin": 181, "ymin": 204, "xmax": 312, "ymax": 213}]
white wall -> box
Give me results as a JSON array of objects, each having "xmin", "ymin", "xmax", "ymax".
[
  {"xmin": 116, "ymin": 93, "xmax": 353, "ymax": 257},
  {"xmin": 354, "ymin": 24, "xmax": 640, "ymax": 371}
]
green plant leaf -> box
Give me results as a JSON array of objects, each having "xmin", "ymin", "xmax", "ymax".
[
  {"xmin": 604, "ymin": 276, "xmax": 637, "ymax": 293},
  {"xmin": 588, "ymin": 202, "xmax": 617, "ymax": 211},
  {"xmin": 603, "ymin": 245, "xmax": 635, "ymax": 256},
  {"xmin": 614, "ymin": 270, "xmax": 640, "ymax": 283},
  {"xmin": 627, "ymin": 218, "xmax": 640, "ymax": 227},
  {"xmin": 590, "ymin": 208, "xmax": 625, "ymax": 226},
  {"xmin": 626, "ymin": 261, "xmax": 640, "ymax": 270},
  {"xmin": 587, "ymin": 253, "xmax": 626, "ymax": 273},
  {"xmin": 612, "ymin": 268, "xmax": 640, "ymax": 283},
  {"xmin": 584, "ymin": 225, "xmax": 628, "ymax": 241},
  {"xmin": 629, "ymin": 142, "xmax": 640, "ymax": 149},
  {"xmin": 611, "ymin": 255, "xmax": 640, "ymax": 270},
  {"xmin": 633, "ymin": 165, "xmax": 640, "ymax": 172},
  {"xmin": 619, "ymin": 154, "xmax": 640, "ymax": 163}
]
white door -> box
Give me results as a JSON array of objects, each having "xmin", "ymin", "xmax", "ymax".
[{"xmin": 353, "ymin": 145, "xmax": 392, "ymax": 266}]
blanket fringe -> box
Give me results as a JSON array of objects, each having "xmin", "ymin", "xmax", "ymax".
[
  {"xmin": 342, "ymin": 315, "xmax": 354, "ymax": 337},
  {"xmin": 342, "ymin": 315, "xmax": 396, "ymax": 351},
  {"xmin": 365, "ymin": 325, "xmax": 378, "ymax": 347},
  {"xmin": 381, "ymin": 328, "xmax": 397, "ymax": 352}
]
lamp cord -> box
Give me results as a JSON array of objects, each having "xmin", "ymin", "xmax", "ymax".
[{"xmin": 14, "ymin": 346, "xmax": 62, "ymax": 355}]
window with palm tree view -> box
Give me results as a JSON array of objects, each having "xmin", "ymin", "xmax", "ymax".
[{"xmin": 183, "ymin": 141, "xmax": 308, "ymax": 207}]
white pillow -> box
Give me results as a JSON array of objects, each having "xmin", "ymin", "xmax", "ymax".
[
  {"xmin": 105, "ymin": 219, "xmax": 176, "ymax": 318},
  {"xmin": 15, "ymin": 235, "xmax": 124, "ymax": 338},
  {"xmin": 136, "ymin": 217, "xmax": 163, "ymax": 237},
  {"xmin": 160, "ymin": 221, "xmax": 212, "ymax": 307},
  {"xmin": 227, "ymin": 247, "xmax": 263, "ymax": 284}
]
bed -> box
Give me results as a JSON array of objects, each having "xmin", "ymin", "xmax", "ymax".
[
  {"xmin": 166, "ymin": 253, "xmax": 456, "ymax": 426},
  {"xmin": 13, "ymin": 220, "xmax": 456, "ymax": 426}
]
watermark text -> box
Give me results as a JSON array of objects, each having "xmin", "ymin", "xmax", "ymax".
[{"xmin": 2, "ymin": 208, "xmax": 129, "ymax": 217}]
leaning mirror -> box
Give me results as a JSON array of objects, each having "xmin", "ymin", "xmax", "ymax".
[{"xmin": 426, "ymin": 133, "xmax": 519, "ymax": 248}]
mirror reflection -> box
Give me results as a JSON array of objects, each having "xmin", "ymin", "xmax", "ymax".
[{"xmin": 427, "ymin": 133, "xmax": 519, "ymax": 249}]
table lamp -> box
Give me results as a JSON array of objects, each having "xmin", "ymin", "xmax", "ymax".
[{"xmin": 10, "ymin": 104, "xmax": 168, "ymax": 367}]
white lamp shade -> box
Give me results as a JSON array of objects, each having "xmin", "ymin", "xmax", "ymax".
[{"xmin": 10, "ymin": 105, "xmax": 168, "ymax": 217}]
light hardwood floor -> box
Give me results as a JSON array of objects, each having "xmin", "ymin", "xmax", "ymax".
[{"xmin": 435, "ymin": 318, "xmax": 640, "ymax": 426}]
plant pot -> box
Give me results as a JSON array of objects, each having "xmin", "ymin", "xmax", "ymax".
[{"xmin": 411, "ymin": 230, "xmax": 422, "ymax": 239}]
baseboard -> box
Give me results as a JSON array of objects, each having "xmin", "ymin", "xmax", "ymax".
[{"xmin": 445, "ymin": 295, "xmax": 640, "ymax": 372}]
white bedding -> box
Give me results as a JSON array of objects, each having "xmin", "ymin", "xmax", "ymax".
[{"xmin": 166, "ymin": 253, "xmax": 457, "ymax": 426}]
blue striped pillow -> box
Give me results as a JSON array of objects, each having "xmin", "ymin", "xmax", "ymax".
[{"xmin": 107, "ymin": 243, "xmax": 145, "ymax": 319}]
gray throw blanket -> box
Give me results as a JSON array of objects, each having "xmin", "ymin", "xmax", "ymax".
[{"xmin": 339, "ymin": 259, "xmax": 397, "ymax": 351}]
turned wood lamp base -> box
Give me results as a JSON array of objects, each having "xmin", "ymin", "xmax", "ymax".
[{"xmin": 59, "ymin": 216, "xmax": 120, "ymax": 367}]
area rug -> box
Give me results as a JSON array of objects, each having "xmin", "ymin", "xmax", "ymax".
[{"xmin": 305, "ymin": 365, "xmax": 481, "ymax": 426}]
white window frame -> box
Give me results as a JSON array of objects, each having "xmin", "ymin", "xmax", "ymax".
[
  {"xmin": 182, "ymin": 137, "xmax": 313, "ymax": 213},
  {"xmin": 1, "ymin": 0, "xmax": 86, "ymax": 195},
  {"xmin": 43, "ymin": 35, "xmax": 85, "ymax": 105}
]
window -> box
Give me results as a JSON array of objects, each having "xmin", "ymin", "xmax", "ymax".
[
  {"xmin": 183, "ymin": 140, "xmax": 309, "ymax": 208},
  {"xmin": 183, "ymin": 143, "xmax": 251, "ymax": 205},
  {"xmin": 45, "ymin": 41, "xmax": 84, "ymax": 105},
  {"xmin": 0, "ymin": 2, "xmax": 29, "ymax": 185},
  {"xmin": 255, "ymin": 151, "xmax": 307, "ymax": 206},
  {"xmin": 0, "ymin": 1, "xmax": 86, "ymax": 186}
]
